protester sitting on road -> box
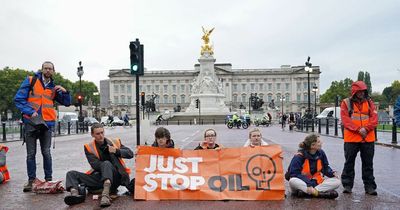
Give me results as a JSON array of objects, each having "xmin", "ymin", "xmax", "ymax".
[
  {"xmin": 64, "ymin": 123, "xmax": 134, "ymax": 207},
  {"xmin": 123, "ymin": 114, "xmax": 130, "ymax": 126},
  {"xmin": 0, "ymin": 145, "xmax": 10, "ymax": 184},
  {"xmin": 243, "ymin": 128, "xmax": 268, "ymax": 147},
  {"xmin": 151, "ymin": 127, "xmax": 175, "ymax": 148},
  {"xmin": 108, "ymin": 115, "xmax": 114, "ymax": 125},
  {"xmin": 287, "ymin": 133, "xmax": 341, "ymax": 199},
  {"xmin": 194, "ymin": 129, "xmax": 223, "ymax": 150}
]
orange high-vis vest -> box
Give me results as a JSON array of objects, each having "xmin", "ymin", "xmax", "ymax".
[
  {"xmin": 301, "ymin": 158, "xmax": 323, "ymax": 185},
  {"xmin": 26, "ymin": 76, "xmax": 56, "ymax": 122},
  {"xmin": 343, "ymin": 100, "xmax": 375, "ymax": 143},
  {"xmin": 0, "ymin": 145, "xmax": 10, "ymax": 183},
  {"xmin": 84, "ymin": 139, "xmax": 131, "ymax": 175}
]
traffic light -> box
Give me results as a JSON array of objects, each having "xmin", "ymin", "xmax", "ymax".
[
  {"xmin": 76, "ymin": 94, "xmax": 84, "ymax": 105},
  {"xmin": 129, "ymin": 39, "xmax": 144, "ymax": 75},
  {"xmin": 141, "ymin": 92, "xmax": 145, "ymax": 106},
  {"xmin": 195, "ymin": 99, "xmax": 200, "ymax": 108}
]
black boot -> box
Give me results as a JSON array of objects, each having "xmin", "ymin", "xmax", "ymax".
[
  {"xmin": 64, "ymin": 188, "xmax": 86, "ymax": 206},
  {"xmin": 317, "ymin": 190, "xmax": 339, "ymax": 199}
]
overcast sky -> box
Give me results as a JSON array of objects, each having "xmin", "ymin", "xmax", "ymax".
[{"xmin": 1, "ymin": 0, "xmax": 399, "ymax": 94}]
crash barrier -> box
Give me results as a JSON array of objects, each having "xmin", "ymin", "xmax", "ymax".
[
  {"xmin": 135, "ymin": 145, "xmax": 285, "ymax": 200},
  {"xmin": 1, "ymin": 121, "xmax": 90, "ymax": 142}
]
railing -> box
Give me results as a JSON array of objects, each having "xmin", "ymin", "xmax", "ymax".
[
  {"xmin": 155, "ymin": 118, "xmax": 228, "ymax": 126},
  {"xmin": 1, "ymin": 121, "xmax": 90, "ymax": 142},
  {"xmin": 295, "ymin": 118, "xmax": 398, "ymax": 144}
]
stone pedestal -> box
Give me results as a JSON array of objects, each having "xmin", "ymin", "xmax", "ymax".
[{"xmin": 185, "ymin": 53, "xmax": 230, "ymax": 114}]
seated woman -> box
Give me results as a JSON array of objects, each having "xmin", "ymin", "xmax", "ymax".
[
  {"xmin": 151, "ymin": 127, "xmax": 175, "ymax": 148},
  {"xmin": 243, "ymin": 128, "xmax": 268, "ymax": 147},
  {"xmin": 194, "ymin": 129, "xmax": 223, "ymax": 150},
  {"xmin": 287, "ymin": 133, "xmax": 341, "ymax": 199}
]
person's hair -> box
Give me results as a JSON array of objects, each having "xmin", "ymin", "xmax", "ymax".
[
  {"xmin": 91, "ymin": 123, "xmax": 104, "ymax": 134},
  {"xmin": 155, "ymin": 127, "xmax": 171, "ymax": 140},
  {"xmin": 299, "ymin": 133, "xmax": 319, "ymax": 150},
  {"xmin": 249, "ymin": 128, "xmax": 262, "ymax": 138},
  {"xmin": 204, "ymin": 128, "xmax": 217, "ymax": 137},
  {"xmin": 41, "ymin": 61, "xmax": 55, "ymax": 71}
]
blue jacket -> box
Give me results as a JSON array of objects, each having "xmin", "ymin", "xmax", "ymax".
[
  {"xmin": 14, "ymin": 72, "xmax": 71, "ymax": 127},
  {"xmin": 394, "ymin": 96, "xmax": 400, "ymax": 126},
  {"xmin": 288, "ymin": 149, "xmax": 335, "ymax": 187}
]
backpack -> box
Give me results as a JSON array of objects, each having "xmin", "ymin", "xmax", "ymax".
[
  {"xmin": 28, "ymin": 75, "xmax": 38, "ymax": 96},
  {"xmin": 285, "ymin": 152, "xmax": 303, "ymax": 181},
  {"xmin": 343, "ymin": 97, "xmax": 373, "ymax": 117}
]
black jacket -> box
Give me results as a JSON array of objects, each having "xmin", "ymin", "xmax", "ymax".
[{"xmin": 84, "ymin": 138, "xmax": 134, "ymax": 186}]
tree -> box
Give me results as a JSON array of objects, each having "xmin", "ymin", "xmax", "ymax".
[
  {"xmin": 364, "ymin": 72, "xmax": 372, "ymax": 95},
  {"xmin": 0, "ymin": 67, "xmax": 99, "ymax": 119},
  {"xmin": 320, "ymin": 78, "xmax": 353, "ymax": 103},
  {"xmin": 357, "ymin": 71, "xmax": 364, "ymax": 81}
]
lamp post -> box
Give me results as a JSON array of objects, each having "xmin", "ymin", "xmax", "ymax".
[
  {"xmin": 77, "ymin": 61, "xmax": 84, "ymax": 128},
  {"xmin": 312, "ymin": 84, "xmax": 318, "ymax": 118},
  {"xmin": 93, "ymin": 92, "xmax": 99, "ymax": 120},
  {"xmin": 280, "ymin": 96, "xmax": 285, "ymax": 129},
  {"xmin": 305, "ymin": 56, "xmax": 313, "ymax": 120}
]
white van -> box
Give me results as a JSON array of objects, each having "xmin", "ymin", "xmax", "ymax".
[{"xmin": 316, "ymin": 107, "xmax": 341, "ymax": 125}]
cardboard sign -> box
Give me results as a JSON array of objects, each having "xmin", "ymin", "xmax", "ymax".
[{"xmin": 134, "ymin": 145, "xmax": 284, "ymax": 200}]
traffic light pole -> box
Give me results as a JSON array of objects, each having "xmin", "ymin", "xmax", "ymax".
[
  {"xmin": 136, "ymin": 74, "xmax": 140, "ymax": 146},
  {"xmin": 198, "ymin": 100, "xmax": 201, "ymax": 124}
]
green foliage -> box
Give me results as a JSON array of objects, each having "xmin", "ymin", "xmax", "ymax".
[
  {"xmin": 0, "ymin": 67, "xmax": 99, "ymax": 119},
  {"xmin": 364, "ymin": 72, "xmax": 372, "ymax": 95},
  {"xmin": 357, "ymin": 71, "xmax": 364, "ymax": 81},
  {"xmin": 320, "ymin": 78, "xmax": 353, "ymax": 103}
]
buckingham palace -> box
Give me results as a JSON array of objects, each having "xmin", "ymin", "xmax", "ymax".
[{"xmin": 99, "ymin": 63, "xmax": 320, "ymax": 117}]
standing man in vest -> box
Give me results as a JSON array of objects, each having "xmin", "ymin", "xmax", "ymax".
[
  {"xmin": 341, "ymin": 81, "xmax": 378, "ymax": 195},
  {"xmin": 64, "ymin": 123, "xmax": 133, "ymax": 207},
  {"xmin": 14, "ymin": 61, "xmax": 71, "ymax": 192}
]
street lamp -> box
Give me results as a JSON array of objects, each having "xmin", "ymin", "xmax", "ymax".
[
  {"xmin": 77, "ymin": 61, "xmax": 84, "ymax": 128},
  {"xmin": 305, "ymin": 56, "xmax": 313, "ymax": 120},
  {"xmin": 93, "ymin": 92, "xmax": 99, "ymax": 120},
  {"xmin": 312, "ymin": 84, "xmax": 318, "ymax": 119},
  {"xmin": 280, "ymin": 96, "xmax": 285, "ymax": 129}
]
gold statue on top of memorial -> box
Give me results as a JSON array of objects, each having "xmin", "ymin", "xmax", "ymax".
[{"xmin": 201, "ymin": 26, "xmax": 214, "ymax": 55}]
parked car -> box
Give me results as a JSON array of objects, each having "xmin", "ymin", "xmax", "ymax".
[
  {"xmin": 316, "ymin": 107, "xmax": 341, "ymax": 125},
  {"xmin": 84, "ymin": 117, "xmax": 99, "ymax": 126},
  {"xmin": 61, "ymin": 112, "xmax": 78, "ymax": 124}
]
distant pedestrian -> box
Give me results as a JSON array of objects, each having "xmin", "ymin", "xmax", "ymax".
[
  {"xmin": 14, "ymin": 61, "xmax": 71, "ymax": 192},
  {"xmin": 286, "ymin": 134, "xmax": 340, "ymax": 199},
  {"xmin": 0, "ymin": 145, "xmax": 10, "ymax": 184},
  {"xmin": 340, "ymin": 81, "xmax": 378, "ymax": 195},
  {"xmin": 394, "ymin": 96, "xmax": 400, "ymax": 126}
]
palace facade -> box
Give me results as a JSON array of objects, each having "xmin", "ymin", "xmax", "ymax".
[{"xmin": 99, "ymin": 63, "xmax": 320, "ymax": 117}]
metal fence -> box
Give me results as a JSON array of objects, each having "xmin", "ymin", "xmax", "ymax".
[
  {"xmin": 294, "ymin": 118, "xmax": 398, "ymax": 144},
  {"xmin": 1, "ymin": 121, "xmax": 90, "ymax": 142}
]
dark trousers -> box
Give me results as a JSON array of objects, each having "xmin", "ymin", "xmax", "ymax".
[
  {"xmin": 25, "ymin": 123, "xmax": 52, "ymax": 181},
  {"xmin": 65, "ymin": 161, "xmax": 121, "ymax": 193},
  {"xmin": 341, "ymin": 142, "xmax": 377, "ymax": 190}
]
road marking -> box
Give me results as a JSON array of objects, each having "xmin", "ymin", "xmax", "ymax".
[{"xmin": 180, "ymin": 129, "xmax": 201, "ymax": 149}]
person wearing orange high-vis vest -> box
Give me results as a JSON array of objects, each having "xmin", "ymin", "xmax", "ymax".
[
  {"xmin": 341, "ymin": 81, "xmax": 378, "ymax": 196},
  {"xmin": 64, "ymin": 123, "xmax": 133, "ymax": 207},
  {"xmin": 14, "ymin": 61, "xmax": 71, "ymax": 192},
  {"xmin": 0, "ymin": 145, "xmax": 10, "ymax": 184},
  {"xmin": 287, "ymin": 134, "xmax": 341, "ymax": 199}
]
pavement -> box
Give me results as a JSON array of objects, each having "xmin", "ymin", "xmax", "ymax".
[{"xmin": 0, "ymin": 124, "xmax": 399, "ymax": 210}]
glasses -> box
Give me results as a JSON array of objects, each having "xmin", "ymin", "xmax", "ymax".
[{"xmin": 205, "ymin": 134, "xmax": 216, "ymax": 138}]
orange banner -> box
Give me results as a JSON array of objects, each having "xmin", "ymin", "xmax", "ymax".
[{"xmin": 134, "ymin": 145, "xmax": 285, "ymax": 200}]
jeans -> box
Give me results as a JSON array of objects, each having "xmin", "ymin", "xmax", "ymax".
[{"xmin": 25, "ymin": 123, "xmax": 52, "ymax": 181}]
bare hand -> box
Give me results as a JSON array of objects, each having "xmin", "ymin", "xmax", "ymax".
[
  {"xmin": 108, "ymin": 146, "xmax": 117, "ymax": 154},
  {"xmin": 54, "ymin": 85, "xmax": 66, "ymax": 93},
  {"xmin": 359, "ymin": 127, "xmax": 367, "ymax": 138},
  {"xmin": 31, "ymin": 112, "xmax": 38, "ymax": 117},
  {"xmin": 306, "ymin": 187, "xmax": 316, "ymax": 195},
  {"xmin": 333, "ymin": 171, "xmax": 339, "ymax": 178}
]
